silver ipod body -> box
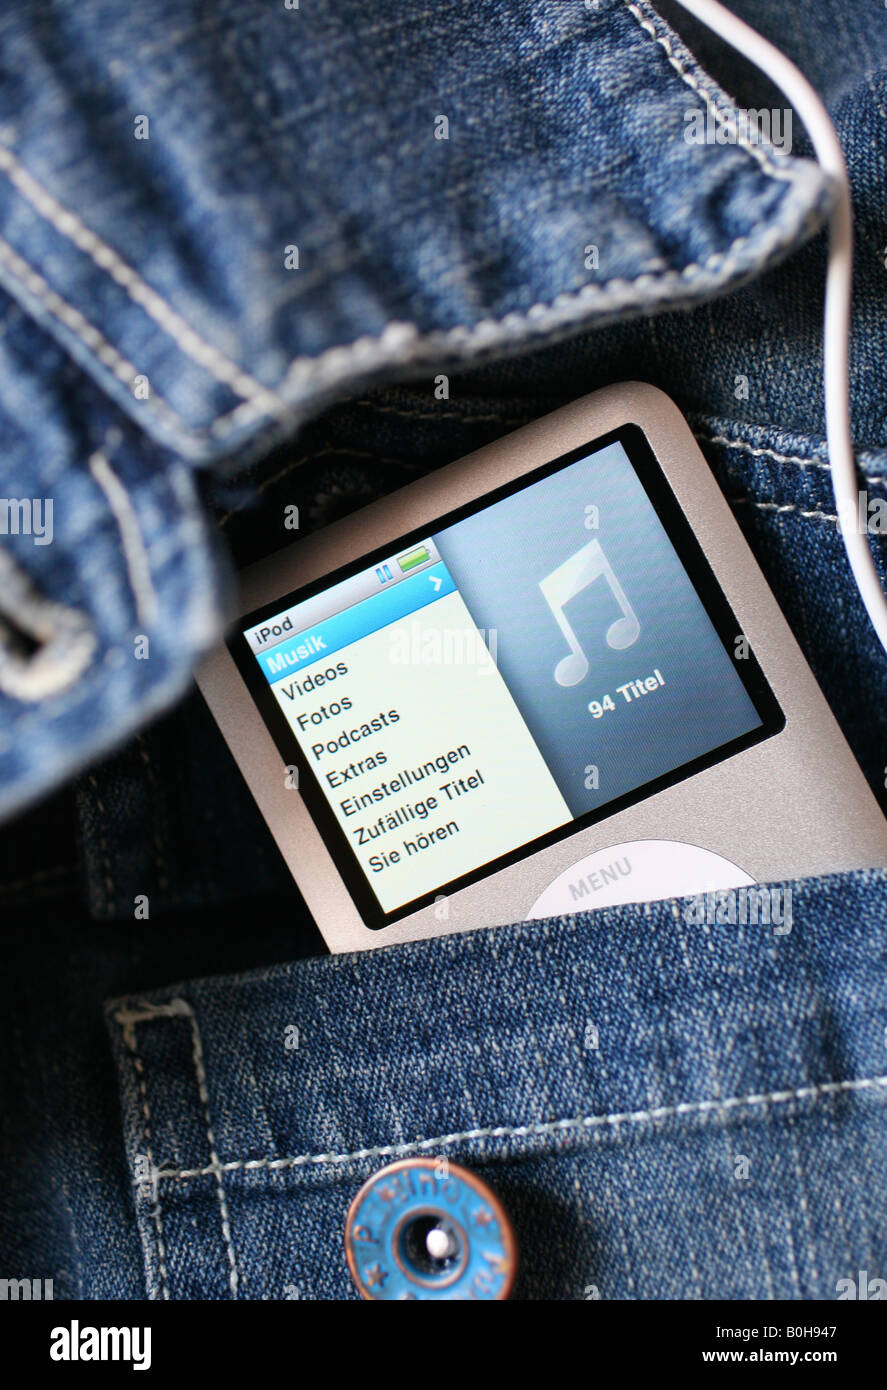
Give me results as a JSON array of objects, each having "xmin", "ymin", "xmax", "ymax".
[{"xmin": 197, "ymin": 383, "xmax": 887, "ymax": 953}]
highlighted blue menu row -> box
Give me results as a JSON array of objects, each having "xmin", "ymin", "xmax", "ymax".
[{"xmin": 259, "ymin": 562, "xmax": 456, "ymax": 684}]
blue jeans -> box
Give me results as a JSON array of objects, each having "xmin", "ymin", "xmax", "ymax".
[{"xmin": 0, "ymin": 0, "xmax": 885, "ymax": 1298}]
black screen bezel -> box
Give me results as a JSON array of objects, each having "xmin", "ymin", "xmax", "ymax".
[{"xmin": 228, "ymin": 423, "xmax": 785, "ymax": 929}]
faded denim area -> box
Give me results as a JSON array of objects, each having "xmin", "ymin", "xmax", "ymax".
[
  {"xmin": 0, "ymin": 0, "xmax": 833, "ymax": 818},
  {"xmin": 0, "ymin": 0, "xmax": 886, "ymax": 1302}
]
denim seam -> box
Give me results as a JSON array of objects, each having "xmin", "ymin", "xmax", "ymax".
[
  {"xmin": 0, "ymin": 89, "xmax": 827, "ymax": 451},
  {"xmin": 0, "ymin": 231, "xmax": 194, "ymax": 440},
  {"xmin": 118, "ymin": 1011, "xmax": 170, "ymax": 1301},
  {"xmin": 698, "ymin": 433, "xmax": 831, "ymax": 473},
  {"xmin": 0, "ymin": 10, "xmax": 791, "ymax": 386},
  {"xmin": 624, "ymin": 1, "xmax": 791, "ymax": 183},
  {"xmin": 0, "ymin": 144, "xmax": 282, "ymax": 415},
  {"xmin": 85, "ymin": 773, "xmax": 115, "ymax": 913},
  {"xmin": 214, "ymin": 200, "xmax": 826, "ymax": 442},
  {"xmin": 184, "ymin": 1004, "xmax": 240, "ymax": 1298},
  {"xmin": 732, "ymin": 498, "xmax": 841, "ymax": 523},
  {"xmin": 134, "ymin": 735, "xmax": 170, "ymax": 901},
  {"xmin": 114, "ymin": 999, "xmax": 240, "ymax": 1298},
  {"xmin": 87, "ymin": 429, "xmax": 159, "ymax": 627},
  {"xmin": 0, "ymin": 194, "xmax": 825, "ymax": 452},
  {"xmin": 731, "ymin": 497, "xmax": 887, "ymax": 525},
  {"xmin": 136, "ymin": 1072, "xmax": 887, "ymax": 1183},
  {"xmin": 700, "ymin": 432, "xmax": 887, "ymax": 486}
]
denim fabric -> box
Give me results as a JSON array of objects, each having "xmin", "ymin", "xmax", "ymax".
[
  {"xmin": 98, "ymin": 870, "xmax": 887, "ymax": 1300},
  {"xmin": 0, "ymin": 0, "xmax": 834, "ymax": 820},
  {"xmin": 1, "ymin": 0, "xmax": 887, "ymax": 1302},
  {"xmin": 0, "ymin": 0, "xmax": 831, "ymax": 459}
]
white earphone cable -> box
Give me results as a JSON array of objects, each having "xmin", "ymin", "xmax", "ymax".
[{"xmin": 672, "ymin": 0, "xmax": 887, "ymax": 654}]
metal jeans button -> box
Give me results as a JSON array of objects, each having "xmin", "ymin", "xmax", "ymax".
[{"xmin": 345, "ymin": 1157, "xmax": 517, "ymax": 1300}]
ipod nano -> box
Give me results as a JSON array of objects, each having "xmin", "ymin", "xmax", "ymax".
[{"xmin": 196, "ymin": 383, "xmax": 887, "ymax": 953}]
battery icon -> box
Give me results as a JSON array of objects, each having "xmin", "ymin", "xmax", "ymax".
[{"xmin": 397, "ymin": 545, "xmax": 430, "ymax": 573}]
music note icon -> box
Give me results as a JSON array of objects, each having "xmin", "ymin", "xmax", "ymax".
[{"xmin": 539, "ymin": 538, "xmax": 640, "ymax": 687}]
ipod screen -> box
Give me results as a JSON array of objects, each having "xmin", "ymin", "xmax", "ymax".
[{"xmin": 232, "ymin": 430, "xmax": 779, "ymax": 922}]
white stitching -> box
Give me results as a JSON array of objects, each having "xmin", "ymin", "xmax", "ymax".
[
  {"xmin": 209, "ymin": 321, "xmax": 420, "ymax": 437},
  {"xmin": 88, "ymin": 432, "xmax": 158, "ymax": 626},
  {"xmin": 733, "ymin": 498, "xmax": 839, "ymax": 522},
  {"xmin": 259, "ymin": 8, "xmax": 821, "ymax": 453},
  {"xmin": 788, "ymin": 1109, "xmax": 822, "ymax": 1293},
  {"xmin": 211, "ymin": 197, "xmax": 821, "ymax": 441},
  {"xmin": 697, "ymin": 433, "xmax": 831, "ymax": 471},
  {"xmin": 86, "ymin": 772, "xmax": 115, "ymax": 910},
  {"xmin": 0, "ymin": 144, "xmax": 284, "ymax": 415},
  {"xmin": 182, "ymin": 1002, "xmax": 240, "ymax": 1298},
  {"xmin": 115, "ymin": 999, "xmax": 240, "ymax": 1297},
  {"xmin": 117, "ymin": 1012, "xmax": 170, "ymax": 1301},
  {"xmin": 0, "ymin": 55, "xmax": 826, "ymax": 450},
  {"xmin": 139, "ymin": 1073, "xmax": 887, "ymax": 1184},
  {"xmin": 699, "ymin": 432, "xmax": 887, "ymax": 486},
  {"xmin": 213, "ymin": 205, "xmax": 821, "ymax": 440},
  {"xmin": 624, "ymin": 1, "xmax": 791, "ymax": 183},
  {"xmin": 0, "ymin": 232, "xmax": 194, "ymax": 439},
  {"xmin": 732, "ymin": 497, "xmax": 887, "ymax": 527},
  {"xmin": 0, "ymin": 184, "xmax": 825, "ymax": 445}
]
